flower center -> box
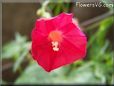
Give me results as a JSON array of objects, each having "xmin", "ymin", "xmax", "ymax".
[{"xmin": 48, "ymin": 30, "xmax": 62, "ymax": 51}]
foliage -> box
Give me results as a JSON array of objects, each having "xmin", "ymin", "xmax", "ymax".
[
  {"xmin": 15, "ymin": 61, "xmax": 106, "ymax": 84},
  {"xmin": 2, "ymin": 33, "xmax": 31, "ymax": 72}
]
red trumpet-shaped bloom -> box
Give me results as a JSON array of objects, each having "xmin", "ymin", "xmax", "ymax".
[{"xmin": 31, "ymin": 13, "xmax": 87, "ymax": 72}]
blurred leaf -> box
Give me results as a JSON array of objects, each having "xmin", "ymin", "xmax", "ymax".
[
  {"xmin": 15, "ymin": 63, "xmax": 75, "ymax": 84},
  {"xmin": 97, "ymin": 16, "xmax": 114, "ymax": 45},
  {"xmin": 95, "ymin": 40, "xmax": 110, "ymax": 60},
  {"xmin": 13, "ymin": 41, "xmax": 31, "ymax": 72},
  {"xmin": 15, "ymin": 63, "xmax": 61, "ymax": 84},
  {"xmin": 15, "ymin": 33, "xmax": 27, "ymax": 44},
  {"xmin": 2, "ymin": 42, "xmax": 21, "ymax": 59},
  {"xmin": 69, "ymin": 62, "xmax": 106, "ymax": 84},
  {"xmin": 2, "ymin": 33, "xmax": 31, "ymax": 72},
  {"xmin": 111, "ymin": 75, "xmax": 114, "ymax": 84},
  {"xmin": 72, "ymin": 69, "xmax": 104, "ymax": 84},
  {"xmin": 15, "ymin": 61, "xmax": 107, "ymax": 84},
  {"xmin": 2, "ymin": 33, "xmax": 27, "ymax": 59},
  {"xmin": 87, "ymin": 16, "xmax": 113, "ymax": 84},
  {"xmin": 13, "ymin": 48, "xmax": 28, "ymax": 72},
  {"xmin": 54, "ymin": 4, "xmax": 62, "ymax": 16},
  {"xmin": 87, "ymin": 16, "xmax": 113, "ymax": 48},
  {"xmin": 73, "ymin": 60, "xmax": 84, "ymax": 67},
  {"xmin": 94, "ymin": 64, "xmax": 106, "ymax": 83}
]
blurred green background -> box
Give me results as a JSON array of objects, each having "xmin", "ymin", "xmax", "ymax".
[{"xmin": 1, "ymin": 0, "xmax": 114, "ymax": 85}]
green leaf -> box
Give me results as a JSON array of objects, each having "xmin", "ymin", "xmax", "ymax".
[
  {"xmin": 87, "ymin": 16, "xmax": 113, "ymax": 48},
  {"xmin": 96, "ymin": 16, "xmax": 114, "ymax": 45},
  {"xmin": 2, "ymin": 33, "xmax": 27, "ymax": 59},
  {"xmin": 13, "ymin": 49, "xmax": 28, "ymax": 72},
  {"xmin": 68, "ymin": 62, "xmax": 106, "ymax": 84},
  {"xmin": 2, "ymin": 33, "xmax": 31, "ymax": 72},
  {"xmin": 2, "ymin": 42, "xmax": 21, "ymax": 59},
  {"xmin": 111, "ymin": 75, "xmax": 114, "ymax": 84},
  {"xmin": 15, "ymin": 63, "xmax": 58, "ymax": 84},
  {"xmin": 13, "ymin": 42, "xmax": 31, "ymax": 72},
  {"xmin": 15, "ymin": 61, "xmax": 106, "ymax": 84}
]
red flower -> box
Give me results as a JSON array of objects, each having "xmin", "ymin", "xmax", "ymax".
[{"xmin": 31, "ymin": 13, "xmax": 87, "ymax": 72}]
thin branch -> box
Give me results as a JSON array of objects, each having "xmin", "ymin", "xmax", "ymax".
[{"xmin": 80, "ymin": 11, "xmax": 114, "ymax": 27}]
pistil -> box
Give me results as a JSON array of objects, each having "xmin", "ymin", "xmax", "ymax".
[{"xmin": 48, "ymin": 30, "xmax": 62, "ymax": 51}]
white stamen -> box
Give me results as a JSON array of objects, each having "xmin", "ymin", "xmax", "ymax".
[
  {"xmin": 53, "ymin": 47, "xmax": 59, "ymax": 51},
  {"xmin": 51, "ymin": 41, "xmax": 59, "ymax": 51}
]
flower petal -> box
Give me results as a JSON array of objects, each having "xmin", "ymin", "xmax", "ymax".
[
  {"xmin": 35, "ymin": 18, "xmax": 55, "ymax": 35},
  {"xmin": 50, "ymin": 37, "xmax": 86, "ymax": 70},
  {"xmin": 52, "ymin": 12, "xmax": 73, "ymax": 29},
  {"xmin": 32, "ymin": 39, "xmax": 57, "ymax": 72},
  {"xmin": 35, "ymin": 19, "xmax": 48, "ymax": 35},
  {"xmin": 60, "ymin": 22, "xmax": 85, "ymax": 36},
  {"xmin": 31, "ymin": 28, "xmax": 47, "ymax": 45}
]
